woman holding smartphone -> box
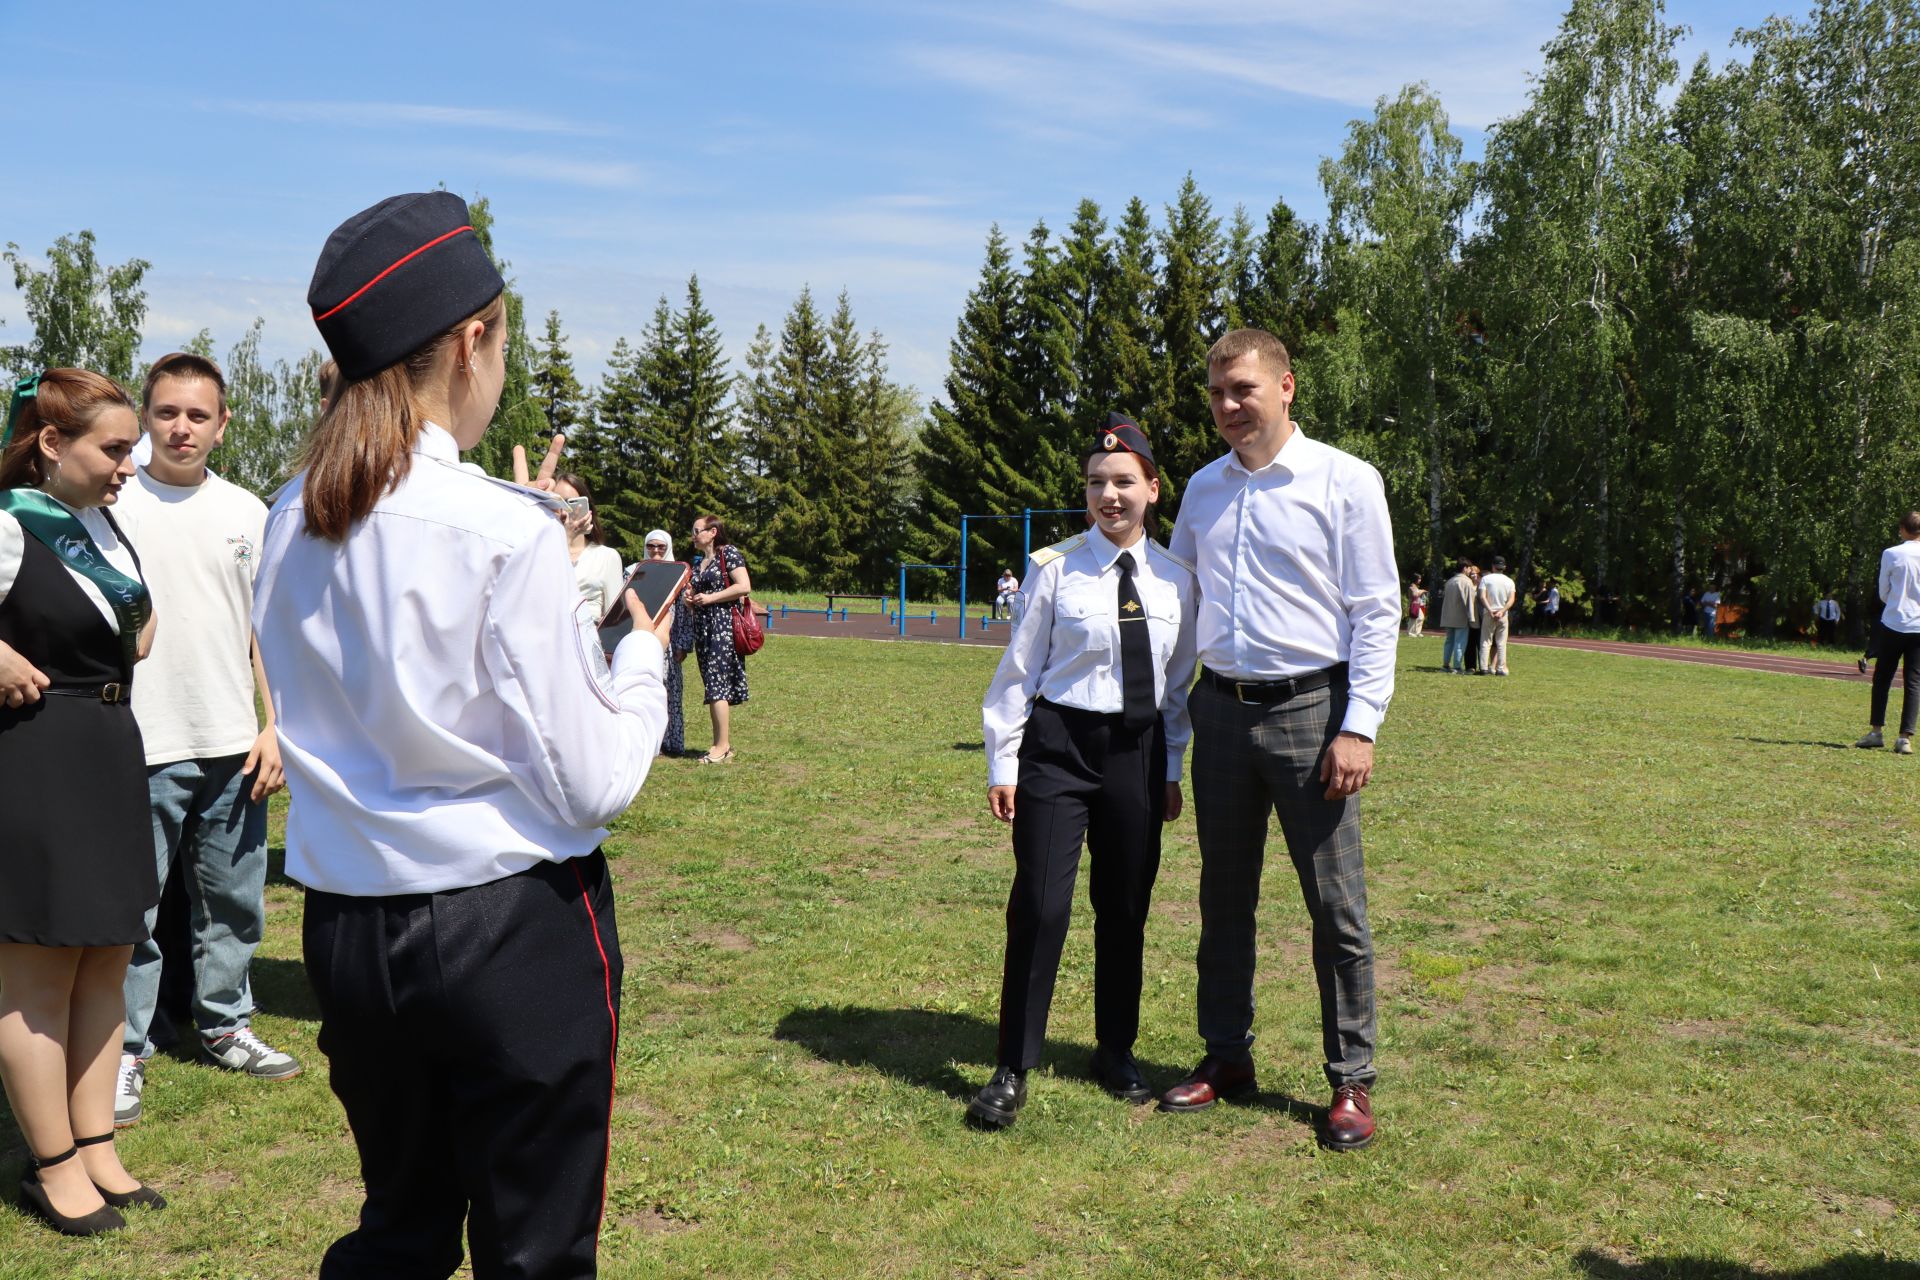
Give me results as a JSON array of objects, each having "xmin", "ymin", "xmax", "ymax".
[
  {"xmin": 252, "ymin": 192, "xmax": 673, "ymax": 1278},
  {"xmin": 969, "ymin": 414, "xmax": 1197, "ymax": 1130},
  {"xmin": 553, "ymin": 471, "xmax": 624, "ymax": 624}
]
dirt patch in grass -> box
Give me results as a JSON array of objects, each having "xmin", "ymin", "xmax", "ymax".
[
  {"xmin": 697, "ymin": 929, "xmax": 756, "ymax": 951},
  {"xmin": 622, "ymin": 1206, "xmax": 699, "ymax": 1235}
]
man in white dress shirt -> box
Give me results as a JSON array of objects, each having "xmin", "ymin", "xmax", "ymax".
[{"xmin": 1161, "ymin": 329, "xmax": 1399, "ymax": 1151}]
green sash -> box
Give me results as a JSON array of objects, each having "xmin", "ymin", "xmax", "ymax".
[{"xmin": 0, "ymin": 487, "xmax": 151, "ymax": 672}]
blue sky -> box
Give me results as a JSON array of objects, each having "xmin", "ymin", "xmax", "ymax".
[{"xmin": 1, "ymin": 0, "xmax": 1764, "ymax": 402}]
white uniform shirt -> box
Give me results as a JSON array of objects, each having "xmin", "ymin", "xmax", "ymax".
[
  {"xmin": 251, "ymin": 423, "xmax": 667, "ymax": 897},
  {"xmin": 1881, "ymin": 540, "xmax": 1920, "ymax": 633},
  {"xmin": 112, "ymin": 467, "xmax": 268, "ymax": 765},
  {"xmin": 982, "ymin": 527, "xmax": 1198, "ymax": 788},
  {"xmin": 1168, "ymin": 429, "xmax": 1400, "ymax": 740}
]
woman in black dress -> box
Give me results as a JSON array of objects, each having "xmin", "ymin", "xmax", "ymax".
[
  {"xmin": 0, "ymin": 369, "xmax": 165, "ymax": 1235},
  {"xmin": 687, "ymin": 514, "xmax": 750, "ymax": 763}
]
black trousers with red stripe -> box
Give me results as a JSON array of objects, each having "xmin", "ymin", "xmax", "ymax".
[{"xmin": 304, "ymin": 850, "xmax": 622, "ymax": 1280}]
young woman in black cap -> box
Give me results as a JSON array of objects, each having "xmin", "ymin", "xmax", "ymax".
[
  {"xmin": 969, "ymin": 414, "xmax": 1197, "ymax": 1130},
  {"xmin": 251, "ymin": 192, "xmax": 675, "ymax": 1278}
]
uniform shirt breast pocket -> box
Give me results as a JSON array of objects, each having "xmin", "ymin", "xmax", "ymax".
[
  {"xmin": 1053, "ymin": 592, "xmax": 1112, "ymax": 655},
  {"xmin": 1143, "ymin": 584, "xmax": 1182, "ymax": 661}
]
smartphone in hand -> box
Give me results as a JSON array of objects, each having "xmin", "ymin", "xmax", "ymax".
[{"xmin": 598, "ymin": 560, "xmax": 690, "ymax": 651}]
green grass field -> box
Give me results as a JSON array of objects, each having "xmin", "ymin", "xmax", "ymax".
[{"xmin": 3, "ymin": 636, "xmax": 1917, "ymax": 1278}]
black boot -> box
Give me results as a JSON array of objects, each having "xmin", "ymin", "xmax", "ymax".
[
  {"xmin": 17, "ymin": 1146, "xmax": 125, "ymax": 1237},
  {"xmin": 965, "ymin": 1066, "xmax": 1028, "ymax": 1130},
  {"xmin": 1090, "ymin": 1045, "xmax": 1153, "ymax": 1104}
]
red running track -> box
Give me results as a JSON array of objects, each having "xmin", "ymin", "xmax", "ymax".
[
  {"xmin": 765, "ymin": 607, "xmax": 1871, "ymax": 683},
  {"xmin": 1509, "ymin": 635, "xmax": 1866, "ymax": 682}
]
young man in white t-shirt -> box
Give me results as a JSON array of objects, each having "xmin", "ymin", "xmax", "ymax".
[
  {"xmin": 1477, "ymin": 556, "xmax": 1517, "ymax": 676},
  {"xmin": 112, "ymin": 353, "xmax": 299, "ymax": 1126}
]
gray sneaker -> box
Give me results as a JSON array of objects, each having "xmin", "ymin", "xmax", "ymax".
[
  {"xmin": 1856, "ymin": 729, "xmax": 1885, "ymax": 749},
  {"xmin": 201, "ymin": 1029, "xmax": 302, "ymax": 1080},
  {"xmin": 114, "ymin": 1054, "xmax": 145, "ymax": 1128},
  {"xmin": 1898, "ymin": 737, "xmax": 1914, "ymax": 756}
]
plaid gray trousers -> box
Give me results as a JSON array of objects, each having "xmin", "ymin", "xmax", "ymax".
[{"xmin": 1190, "ymin": 675, "xmax": 1378, "ymax": 1089}]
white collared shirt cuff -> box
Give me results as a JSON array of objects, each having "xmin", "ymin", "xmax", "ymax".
[
  {"xmin": 610, "ymin": 630, "xmax": 666, "ymax": 689},
  {"xmin": 1340, "ymin": 702, "xmax": 1384, "ymax": 741},
  {"xmin": 989, "ymin": 758, "xmax": 1020, "ymax": 788},
  {"xmin": 1165, "ymin": 752, "xmax": 1183, "ymax": 783}
]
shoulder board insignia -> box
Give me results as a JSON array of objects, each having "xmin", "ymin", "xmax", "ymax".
[
  {"xmin": 476, "ymin": 473, "xmax": 569, "ymax": 517},
  {"xmin": 1149, "ymin": 539, "xmax": 1193, "ymax": 573},
  {"xmin": 1029, "ymin": 534, "xmax": 1086, "ymax": 568}
]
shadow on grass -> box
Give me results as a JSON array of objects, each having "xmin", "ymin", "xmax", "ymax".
[
  {"xmin": 951, "ymin": 741, "xmax": 985, "ymax": 752},
  {"xmin": 1571, "ymin": 1248, "xmax": 1920, "ymax": 1278},
  {"xmin": 773, "ymin": 1005, "xmax": 1319, "ymax": 1130},
  {"xmin": 1735, "ymin": 737, "xmax": 1854, "ymax": 752},
  {"xmin": 251, "ymin": 956, "xmax": 321, "ymax": 1022},
  {"xmin": 266, "ymin": 843, "xmax": 300, "ymax": 889}
]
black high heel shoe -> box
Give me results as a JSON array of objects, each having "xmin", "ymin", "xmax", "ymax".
[
  {"xmin": 75, "ymin": 1132, "xmax": 166, "ymax": 1210},
  {"xmin": 17, "ymin": 1145, "xmax": 125, "ymax": 1236}
]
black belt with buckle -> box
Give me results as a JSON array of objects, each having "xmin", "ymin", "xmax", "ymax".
[
  {"xmin": 41, "ymin": 682, "xmax": 132, "ymax": 704},
  {"xmin": 1201, "ymin": 664, "xmax": 1345, "ymax": 705}
]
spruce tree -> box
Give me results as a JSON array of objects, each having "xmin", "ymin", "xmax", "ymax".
[
  {"xmin": 529, "ymin": 309, "xmax": 587, "ymax": 441},
  {"xmin": 913, "ymin": 227, "xmax": 1022, "ymax": 570},
  {"xmin": 1007, "ymin": 220, "xmax": 1078, "ymax": 520},
  {"xmin": 465, "ymin": 194, "xmax": 546, "ymax": 474},
  {"xmin": 657, "ymin": 275, "xmax": 735, "ymax": 546},
  {"xmin": 1153, "ymin": 175, "xmax": 1226, "ymax": 501}
]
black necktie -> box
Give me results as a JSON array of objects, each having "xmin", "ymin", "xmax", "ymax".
[{"xmin": 1116, "ymin": 550, "xmax": 1156, "ymax": 733}]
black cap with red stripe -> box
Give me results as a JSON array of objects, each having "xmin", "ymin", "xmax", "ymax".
[
  {"xmin": 1094, "ymin": 412, "xmax": 1156, "ymax": 467},
  {"xmin": 307, "ymin": 192, "xmax": 505, "ymax": 381}
]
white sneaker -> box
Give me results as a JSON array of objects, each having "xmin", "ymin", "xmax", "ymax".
[
  {"xmin": 201, "ymin": 1028, "xmax": 302, "ymax": 1080},
  {"xmin": 114, "ymin": 1054, "xmax": 145, "ymax": 1128},
  {"xmin": 1898, "ymin": 737, "xmax": 1914, "ymax": 756},
  {"xmin": 1856, "ymin": 729, "xmax": 1885, "ymax": 749}
]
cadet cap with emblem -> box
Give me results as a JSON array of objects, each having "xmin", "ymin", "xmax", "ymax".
[
  {"xmin": 1094, "ymin": 412, "xmax": 1156, "ymax": 468},
  {"xmin": 308, "ymin": 192, "xmax": 505, "ymax": 381}
]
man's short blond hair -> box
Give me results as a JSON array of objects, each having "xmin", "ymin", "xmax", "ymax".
[{"xmin": 1208, "ymin": 328, "xmax": 1292, "ymax": 377}]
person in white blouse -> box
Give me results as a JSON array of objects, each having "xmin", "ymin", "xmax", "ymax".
[
  {"xmin": 552, "ymin": 471, "xmax": 625, "ymax": 624},
  {"xmin": 1161, "ymin": 329, "xmax": 1399, "ymax": 1153},
  {"xmin": 968, "ymin": 414, "xmax": 1197, "ymax": 1131},
  {"xmin": 992, "ymin": 568, "xmax": 1020, "ymax": 621},
  {"xmin": 1857, "ymin": 511, "xmax": 1920, "ymax": 754},
  {"xmin": 251, "ymin": 192, "xmax": 674, "ymax": 1277}
]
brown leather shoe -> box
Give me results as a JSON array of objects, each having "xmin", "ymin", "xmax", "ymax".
[
  {"xmin": 1323, "ymin": 1083, "xmax": 1374, "ymax": 1151},
  {"xmin": 1157, "ymin": 1056, "xmax": 1256, "ymax": 1112}
]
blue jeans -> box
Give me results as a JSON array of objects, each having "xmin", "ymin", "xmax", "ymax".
[
  {"xmin": 1442, "ymin": 627, "xmax": 1470, "ymax": 671},
  {"xmin": 123, "ymin": 754, "xmax": 269, "ymax": 1058}
]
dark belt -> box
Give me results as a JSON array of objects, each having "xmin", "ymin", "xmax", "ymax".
[
  {"xmin": 1201, "ymin": 664, "xmax": 1345, "ymax": 705},
  {"xmin": 40, "ymin": 682, "xmax": 131, "ymax": 704}
]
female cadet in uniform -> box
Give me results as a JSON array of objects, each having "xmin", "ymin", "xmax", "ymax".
[
  {"xmin": 251, "ymin": 192, "xmax": 674, "ymax": 1279},
  {"xmin": 968, "ymin": 414, "xmax": 1197, "ymax": 1130},
  {"xmin": 0, "ymin": 370, "xmax": 164, "ymax": 1235}
]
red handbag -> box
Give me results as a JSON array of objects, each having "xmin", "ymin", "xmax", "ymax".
[{"xmin": 726, "ymin": 552, "xmax": 764, "ymax": 656}]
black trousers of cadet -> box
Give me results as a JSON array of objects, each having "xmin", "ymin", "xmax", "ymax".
[
  {"xmin": 304, "ymin": 851, "xmax": 623, "ymax": 1280},
  {"xmin": 1869, "ymin": 623, "xmax": 1920, "ymax": 738},
  {"xmin": 997, "ymin": 699, "xmax": 1165, "ymax": 1071}
]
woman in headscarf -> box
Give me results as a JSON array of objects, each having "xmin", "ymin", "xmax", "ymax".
[{"xmin": 644, "ymin": 528, "xmax": 694, "ymax": 757}]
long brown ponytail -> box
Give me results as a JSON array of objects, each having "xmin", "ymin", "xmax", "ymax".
[{"xmin": 299, "ymin": 293, "xmax": 504, "ymax": 540}]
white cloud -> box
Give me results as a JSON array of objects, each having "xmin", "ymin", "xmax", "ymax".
[{"xmin": 214, "ymin": 99, "xmax": 608, "ymax": 136}]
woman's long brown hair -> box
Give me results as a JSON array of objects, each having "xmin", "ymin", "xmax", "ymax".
[{"xmin": 299, "ymin": 293, "xmax": 505, "ymax": 540}]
